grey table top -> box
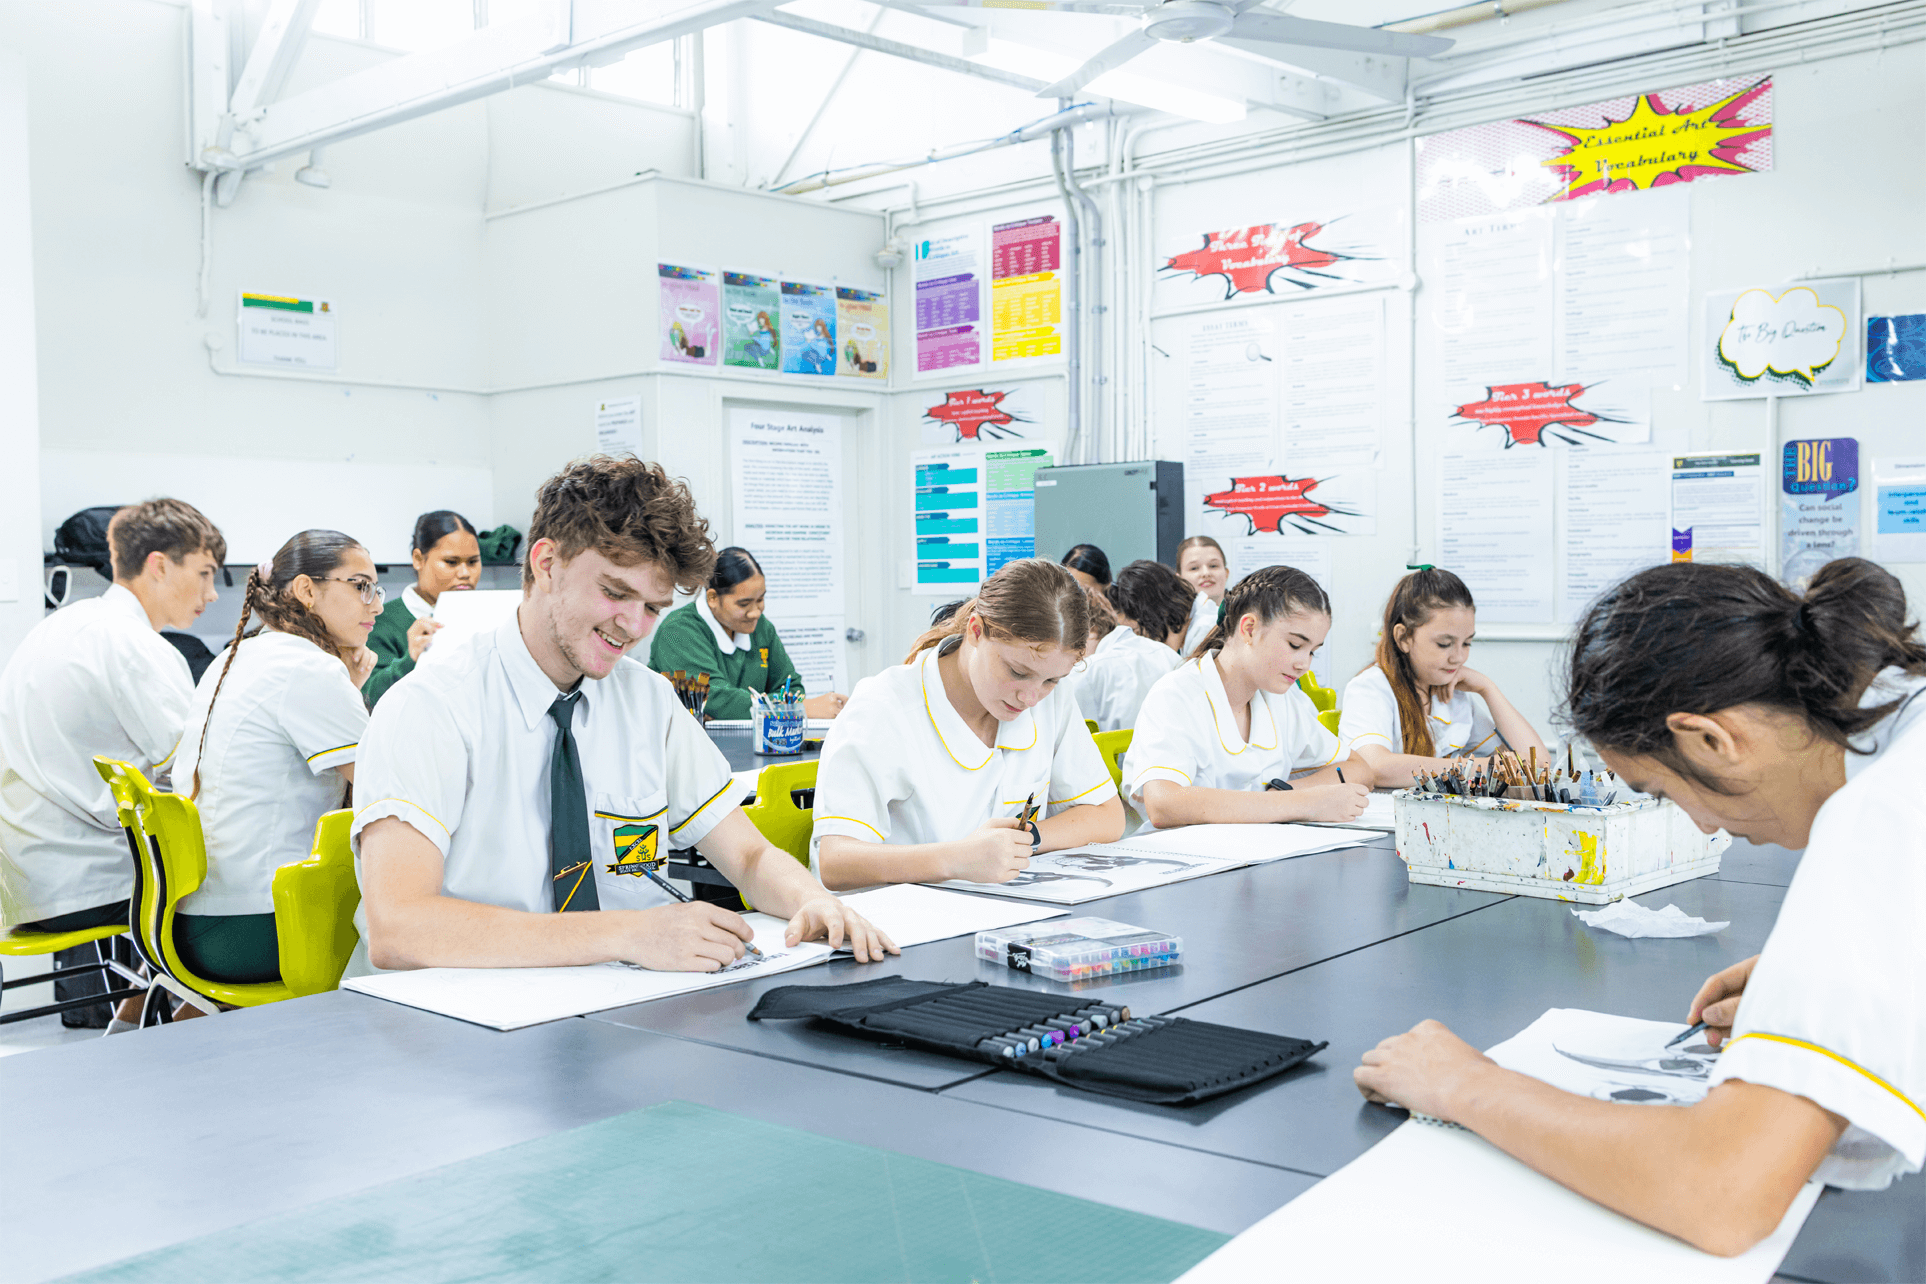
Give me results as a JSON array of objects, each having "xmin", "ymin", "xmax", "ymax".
[
  {"xmin": 1710, "ymin": 838, "xmax": 1803, "ymax": 888},
  {"xmin": 705, "ymin": 723, "xmax": 823, "ymax": 775},
  {"xmin": 0, "ymin": 990, "xmax": 1312, "ymax": 1284},
  {"xmin": 588, "ymin": 838, "xmax": 1507, "ymax": 1090}
]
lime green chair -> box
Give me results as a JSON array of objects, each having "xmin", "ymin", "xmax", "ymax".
[
  {"xmin": 1084, "ymin": 718, "xmax": 1100, "ymax": 736},
  {"xmin": 1297, "ymin": 671, "xmax": 1337, "ymax": 714},
  {"xmin": 1318, "ymin": 708, "xmax": 1341, "ymax": 736},
  {"xmin": 0, "ymin": 921, "xmax": 144, "ymax": 1027},
  {"xmin": 1092, "ymin": 728, "xmax": 1133, "ymax": 791},
  {"xmin": 93, "ymin": 758, "xmax": 359, "ymax": 1022},
  {"xmin": 740, "ymin": 759, "xmax": 819, "ymax": 869}
]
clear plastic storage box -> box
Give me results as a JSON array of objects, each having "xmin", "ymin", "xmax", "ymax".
[{"xmin": 975, "ymin": 917, "xmax": 1183, "ymax": 983}]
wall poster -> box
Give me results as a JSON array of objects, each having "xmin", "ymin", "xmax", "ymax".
[
  {"xmin": 990, "ymin": 216, "xmax": 1062, "ymax": 362},
  {"xmin": 1780, "ymin": 438, "xmax": 1859, "ymax": 589},
  {"xmin": 722, "ymin": 271, "xmax": 781, "ymax": 371},
  {"xmin": 1704, "ymin": 280, "xmax": 1860, "ymax": 400},
  {"xmin": 728, "ymin": 407, "xmax": 846, "ymax": 693},
  {"xmin": 657, "ymin": 264, "xmax": 718, "ymax": 367}
]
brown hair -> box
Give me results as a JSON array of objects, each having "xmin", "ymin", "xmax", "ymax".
[
  {"xmin": 524, "ymin": 456, "xmax": 715, "ymax": 592},
  {"xmin": 1371, "ymin": 567, "xmax": 1477, "ymax": 757},
  {"xmin": 191, "ymin": 530, "xmax": 364, "ymax": 799},
  {"xmin": 1109, "ymin": 559, "xmax": 1194, "ymax": 642},
  {"xmin": 1564, "ymin": 558, "xmax": 1926, "ymax": 793},
  {"xmin": 1085, "ymin": 585, "xmax": 1118, "ymax": 639},
  {"xmin": 1175, "ymin": 535, "xmax": 1226, "ymax": 572},
  {"xmin": 905, "ymin": 558, "xmax": 1092, "ymax": 664},
  {"xmin": 108, "ymin": 498, "xmax": 227, "ymax": 581},
  {"xmin": 1189, "ymin": 564, "xmax": 1330, "ymax": 660}
]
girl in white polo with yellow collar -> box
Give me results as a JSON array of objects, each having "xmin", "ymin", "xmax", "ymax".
[
  {"xmin": 1123, "ymin": 565, "xmax": 1375, "ymax": 829},
  {"xmin": 813, "ymin": 559, "xmax": 1125, "ymax": 890}
]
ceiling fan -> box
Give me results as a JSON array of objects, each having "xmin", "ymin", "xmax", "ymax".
[{"xmin": 920, "ymin": 1, "xmax": 1454, "ymax": 99}]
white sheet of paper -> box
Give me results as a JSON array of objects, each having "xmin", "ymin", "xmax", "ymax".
[
  {"xmin": 832, "ymin": 884, "xmax": 1067, "ymax": 949},
  {"xmin": 1302, "ymin": 791, "xmax": 1397, "ymax": 831},
  {"xmin": 1554, "ymin": 188, "xmax": 1691, "ymax": 390},
  {"xmin": 1557, "ymin": 448, "xmax": 1670, "ymax": 624},
  {"xmin": 1281, "ymin": 295, "xmax": 1383, "ymax": 471},
  {"xmin": 1435, "ymin": 209, "xmax": 1556, "ymax": 400},
  {"xmin": 1181, "ymin": 1008, "xmax": 1820, "ymax": 1284},
  {"xmin": 342, "ymin": 916, "xmax": 831, "ymax": 1030},
  {"xmin": 936, "ymin": 823, "xmax": 1357, "ymax": 904},
  {"xmin": 413, "ymin": 589, "xmax": 522, "ymax": 669}
]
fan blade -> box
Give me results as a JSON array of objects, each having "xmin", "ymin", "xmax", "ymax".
[
  {"xmin": 1225, "ymin": 12, "xmax": 1452, "ymax": 59},
  {"xmin": 1035, "ymin": 28, "xmax": 1159, "ymax": 98},
  {"xmin": 912, "ymin": 0, "xmax": 1154, "ymax": 13}
]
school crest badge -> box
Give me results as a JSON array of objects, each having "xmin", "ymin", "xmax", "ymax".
[
  {"xmin": 758, "ymin": 647, "xmax": 769, "ymax": 667},
  {"xmin": 607, "ymin": 823, "xmax": 660, "ymax": 877}
]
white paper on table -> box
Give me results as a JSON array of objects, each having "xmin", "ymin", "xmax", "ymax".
[
  {"xmin": 1573, "ymin": 901, "xmax": 1729, "ymax": 939},
  {"xmin": 935, "ymin": 823, "xmax": 1356, "ymax": 904},
  {"xmin": 704, "ymin": 718, "xmax": 835, "ymax": 731},
  {"xmin": 342, "ymin": 916, "xmax": 831, "ymax": 1030},
  {"xmin": 1302, "ymin": 791, "xmax": 1397, "ymax": 832},
  {"xmin": 1181, "ymin": 1008, "xmax": 1820, "ymax": 1284},
  {"xmin": 831, "ymin": 884, "xmax": 1067, "ymax": 949},
  {"xmin": 413, "ymin": 589, "xmax": 522, "ymax": 669}
]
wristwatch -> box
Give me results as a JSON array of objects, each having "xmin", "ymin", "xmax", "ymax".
[{"xmin": 1025, "ymin": 820, "xmax": 1043, "ymax": 849}]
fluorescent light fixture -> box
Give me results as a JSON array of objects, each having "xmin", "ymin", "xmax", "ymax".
[{"xmin": 966, "ymin": 37, "xmax": 1245, "ymax": 125}]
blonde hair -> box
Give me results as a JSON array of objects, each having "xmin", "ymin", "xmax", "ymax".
[{"xmin": 905, "ymin": 558, "xmax": 1093, "ymax": 663}]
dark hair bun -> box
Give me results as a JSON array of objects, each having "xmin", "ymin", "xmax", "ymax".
[{"xmin": 709, "ymin": 547, "xmax": 764, "ymax": 593}]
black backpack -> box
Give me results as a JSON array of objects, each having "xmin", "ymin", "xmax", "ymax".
[{"xmin": 52, "ymin": 506, "xmax": 123, "ymax": 579}]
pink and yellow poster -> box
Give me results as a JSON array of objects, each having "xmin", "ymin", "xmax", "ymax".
[
  {"xmin": 658, "ymin": 264, "xmax": 719, "ymax": 366},
  {"xmin": 836, "ymin": 287, "xmax": 889, "ymax": 380},
  {"xmin": 1417, "ymin": 76, "xmax": 1771, "ymax": 222}
]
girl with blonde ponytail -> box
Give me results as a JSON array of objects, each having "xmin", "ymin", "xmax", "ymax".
[
  {"xmin": 813, "ymin": 558, "xmax": 1125, "ymax": 890},
  {"xmin": 1122, "ymin": 565, "xmax": 1376, "ymax": 829},
  {"xmin": 170, "ymin": 531, "xmax": 383, "ymax": 988}
]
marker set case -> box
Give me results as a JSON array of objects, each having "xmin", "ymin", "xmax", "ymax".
[
  {"xmin": 975, "ymin": 917, "xmax": 1182, "ymax": 983},
  {"xmin": 747, "ymin": 977, "xmax": 1325, "ymax": 1105}
]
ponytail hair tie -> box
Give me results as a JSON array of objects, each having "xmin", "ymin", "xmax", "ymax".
[{"xmin": 256, "ymin": 560, "xmax": 273, "ymax": 581}]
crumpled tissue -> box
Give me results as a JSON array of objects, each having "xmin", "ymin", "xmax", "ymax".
[{"xmin": 1572, "ymin": 901, "xmax": 1729, "ymax": 938}]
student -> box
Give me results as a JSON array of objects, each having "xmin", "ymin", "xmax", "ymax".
[
  {"xmin": 1338, "ymin": 567, "xmax": 1545, "ymax": 786},
  {"xmin": 1176, "ymin": 535, "xmax": 1228, "ymax": 659},
  {"xmin": 171, "ymin": 531, "xmax": 381, "ymax": 986},
  {"xmin": 1077, "ymin": 560, "xmax": 1188, "ymax": 733},
  {"xmin": 647, "ymin": 547, "xmax": 847, "ymax": 719},
  {"xmin": 1123, "ymin": 565, "xmax": 1373, "ymax": 828},
  {"xmin": 364, "ymin": 511, "xmax": 481, "ymax": 706},
  {"xmin": 349, "ymin": 457, "xmax": 893, "ymax": 976},
  {"xmin": 1060, "ymin": 544, "xmax": 1112, "ymax": 597},
  {"xmin": 1355, "ymin": 558, "xmax": 1926, "ymax": 1256},
  {"xmin": 813, "ymin": 559, "xmax": 1125, "ymax": 890}
]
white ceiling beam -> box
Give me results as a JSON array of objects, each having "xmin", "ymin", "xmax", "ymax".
[
  {"xmin": 228, "ymin": 0, "xmax": 322, "ymax": 120},
  {"xmin": 752, "ymin": 9, "xmax": 1052, "ymax": 91},
  {"xmin": 1216, "ymin": 39, "xmax": 1409, "ymax": 101}
]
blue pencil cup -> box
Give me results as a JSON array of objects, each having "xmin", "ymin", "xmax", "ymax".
[{"xmin": 755, "ymin": 707, "xmax": 806, "ymax": 755}]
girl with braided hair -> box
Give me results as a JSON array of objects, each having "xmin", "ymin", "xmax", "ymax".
[
  {"xmin": 170, "ymin": 530, "xmax": 382, "ymax": 986},
  {"xmin": 1123, "ymin": 564, "xmax": 1377, "ymax": 828}
]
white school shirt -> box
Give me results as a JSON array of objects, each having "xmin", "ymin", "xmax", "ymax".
[
  {"xmin": 1337, "ymin": 665, "xmax": 1501, "ymax": 760},
  {"xmin": 1181, "ymin": 592, "xmax": 1217, "ymax": 660},
  {"xmin": 1122, "ymin": 651, "xmax": 1343, "ymax": 820},
  {"xmin": 346, "ymin": 612, "xmax": 738, "ymax": 976},
  {"xmin": 809, "ymin": 640, "xmax": 1117, "ymax": 867},
  {"xmin": 0, "ymin": 585, "xmax": 194, "ymax": 925},
  {"xmin": 173, "ymin": 631, "xmax": 368, "ymax": 916},
  {"xmin": 1077, "ymin": 626, "xmax": 1180, "ymax": 733},
  {"xmin": 1708, "ymin": 705, "xmax": 1926, "ymax": 1190},
  {"xmin": 1844, "ymin": 667, "xmax": 1926, "ymax": 782}
]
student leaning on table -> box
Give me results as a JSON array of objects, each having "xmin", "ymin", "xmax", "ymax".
[
  {"xmin": 362, "ymin": 510, "xmax": 481, "ymax": 707},
  {"xmin": 347, "ymin": 456, "xmax": 895, "ymax": 977},
  {"xmin": 647, "ymin": 546, "xmax": 846, "ymax": 719},
  {"xmin": 811, "ymin": 559, "xmax": 1126, "ymax": 891},
  {"xmin": 1355, "ymin": 558, "xmax": 1926, "ymax": 1257},
  {"xmin": 1122, "ymin": 565, "xmax": 1376, "ymax": 829}
]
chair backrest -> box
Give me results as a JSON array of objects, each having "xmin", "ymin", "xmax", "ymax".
[
  {"xmin": 1318, "ymin": 708, "xmax": 1341, "ymax": 736},
  {"xmin": 1297, "ymin": 671, "xmax": 1337, "ymax": 714},
  {"xmin": 1084, "ymin": 718, "xmax": 1100, "ymax": 735},
  {"xmin": 1091, "ymin": 728, "xmax": 1133, "ymax": 790},
  {"xmin": 93, "ymin": 756, "xmax": 207, "ymax": 988},
  {"xmin": 271, "ymin": 809, "xmax": 361, "ymax": 997},
  {"xmin": 740, "ymin": 759, "xmax": 819, "ymax": 867}
]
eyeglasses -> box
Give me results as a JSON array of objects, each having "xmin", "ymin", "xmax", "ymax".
[{"xmin": 322, "ymin": 577, "xmax": 387, "ymax": 606}]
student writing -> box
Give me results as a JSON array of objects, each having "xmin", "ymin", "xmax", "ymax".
[
  {"xmin": 349, "ymin": 456, "xmax": 894, "ymax": 975},
  {"xmin": 1123, "ymin": 565, "xmax": 1375, "ymax": 828},
  {"xmin": 1077, "ymin": 559, "xmax": 1189, "ymax": 733},
  {"xmin": 363, "ymin": 510, "xmax": 481, "ymax": 706},
  {"xmin": 171, "ymin": 531, "xmax": 381, "ymax": 987},
  {"xmin": 647, "ymin": 546, "xmax": 847, "ymax": 719},
  {"xmin": 1338, "ymin": 567, "xmax": 1545, "ymax": 786},
  {"xmin": 1354, "ymin": 559, "xmax": 1926, "ymax": 1256},
  {"xmin": 813, "ymin": 559, "xmax": 1125, "ymax": 890}
]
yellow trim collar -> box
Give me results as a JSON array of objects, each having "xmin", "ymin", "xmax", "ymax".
[{"xmin": 1724, "ymin": 1032, "xmax": 1926, "ymax": 1123}]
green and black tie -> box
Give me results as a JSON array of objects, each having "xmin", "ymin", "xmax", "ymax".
[{"xmin": 548, "ymin": 691, "xmax": 599, "ymax": 912}]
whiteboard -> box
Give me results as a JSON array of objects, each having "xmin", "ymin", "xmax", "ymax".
[{"xmin": 40, "ymin": 450, "xmax": 495, "ymax": 565}]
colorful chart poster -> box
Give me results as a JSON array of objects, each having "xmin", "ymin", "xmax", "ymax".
[
  {"xmin": 984, "ymin": 446, "xmax": 1054, "ymax": 573},
  {"xmin": 1160, "ymin": 208, "xmax": 1401, "ymax": 301},
  {"xmin": 1873, "ymin": 457, "xmax": 1926, "ymax": 561},
  {"xmin": 991, "ymin": 216, "xmax": 1062, "ymax": 362},
  {"xmin": 657, "ymin": 264, "xmax": 719, "ymax": 367},
  {"xmin": 1417, "ymin": 76, "xmax": 1772, "ymax": 221},
  {"xmin": 722, "ymin": 272, "xmax": 780, "ymax": 371},
  {"xmin": 1868, "ymin": 314, "xmax": 1926, "ymax": 383},
  {"xmin": 1670, "ymin": 452, "xmax": 1765, "ymax": 567},
  {"xmin": 238, "ymin": 292, "xmax": 336, "ymax": 369},
  {"xmin": 835, "ymin": 287, "xmax": 888, "ymax": 379},
  {"xmin": 1703, "ymin": 280, "xmax": 1860, "ymax": 401},
  {"xmin": 1780, "ymin": 438, "xmax": 1860, "ymax": 589},
  {"xmin": 912, "ymin": 446, "xmax": 985, "ymax": 594},
  {"xmin": 920, "ymin": 385, "xmax": 1040, "ymax": 445},
  {"xmin": 914, "ymin": 229, "xmax": 983, "ymax": 374},
  {"xmin": 779, "ymin": 281, "xmax": 836, "ymax": 377}
]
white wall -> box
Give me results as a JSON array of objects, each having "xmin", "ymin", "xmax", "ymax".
[{"xmin": 0, "ymin": 49, "xmax": 42, "ymax": 658}]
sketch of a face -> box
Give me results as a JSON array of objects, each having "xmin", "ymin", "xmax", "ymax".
[
  {"xmin": 1007, "ymin": 870, "xmax": 1113, "ymax": 889},
  {"xmin": 1554, "ymin": 1046, "xmax": 1717, "ymax": 1081},
  {"xmin": 1053, "ymin": 854, "xmax": 1195, "ymax": 874}
]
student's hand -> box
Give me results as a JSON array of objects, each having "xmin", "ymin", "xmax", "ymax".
[
  {"xmin": 783, "ymin": 895, "xmax": 900, "ymax": 963},
  {"xmin": 621, "ymin": 902, "xmax": 756, "ymax": 972},
  {"xmin": 1293, "ymin": 782, "xmax": 1370, "ymax": 822},
  {"xmin": 1355, "ymin": 1018, "xmax": 1496, "ymax": 1120},
  {"xmin": 1448, "ymin": 667, "xmax": 1491, "ymax": 699},
  {"xmin": 1688, "ymin": 954, "xmax": 1759, "ymax": 1048},
  {"xmin": 406, "ymin": 617, "xmax": 443, "ymax": 662},
  {"xmin": 950, "ymin": 817, "xmax": 1035, "ymax": 883},
  {"xmin": 345, "ymin": 645, "xmax": 378, "ymax": 690},
  {"xmin": 803, "ymin": 693, "xmax": 846, "ymax": 718},
  {"xmin": 1338, "ymin": 756, "xmax": 1380, "ymax": 790}
]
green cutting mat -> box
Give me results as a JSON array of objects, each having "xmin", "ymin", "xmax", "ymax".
[{"xmin": 61, "ymin": 1101, "xmax": 1229, "ymax": 1283}]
